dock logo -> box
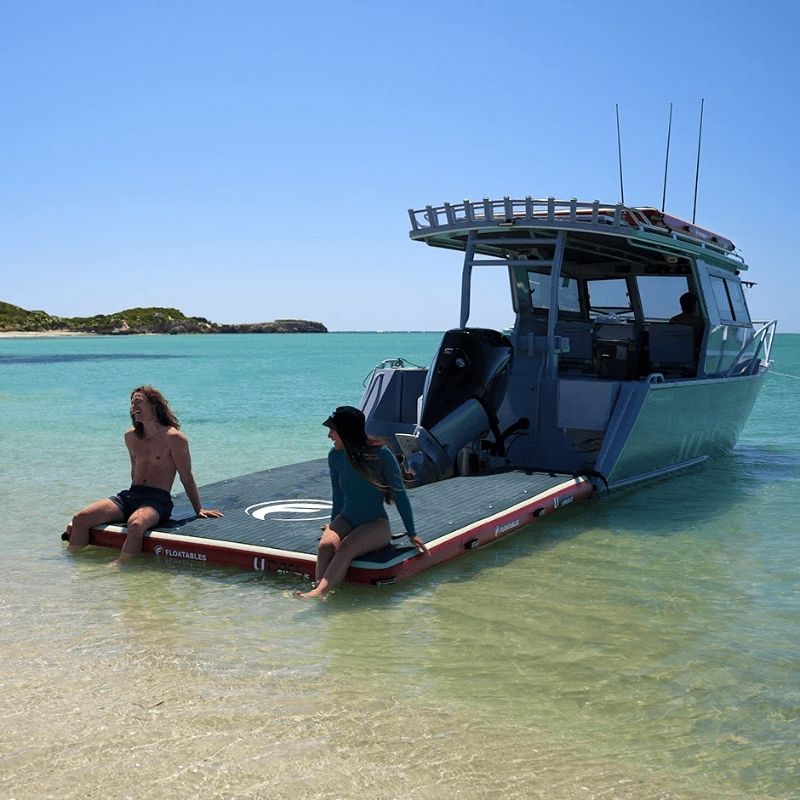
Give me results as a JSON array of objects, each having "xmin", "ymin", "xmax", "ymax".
[
  {"xmin": 494, "ymin": 519, "xmax": 520, "ymax": 536},
  {"xmin": 245, "ymin": 499, "xmax": 332, "ymax": 522},
  {"xmin": 153, "ymin": 544, "xmax": 207, "ymax": 561}
]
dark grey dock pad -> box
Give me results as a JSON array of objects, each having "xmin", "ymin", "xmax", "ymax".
[{"xmin": 157, "ymin": 459, "xmax": 579, "ymax": 567}]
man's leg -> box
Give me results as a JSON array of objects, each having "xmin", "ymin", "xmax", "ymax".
[
  {"xmin": 116, "ymin": 506, "xmax": 161, "ymax": 562},
  {"xmin": 69, "ymin": 499, "xmax": 125, "ymax": 550}
]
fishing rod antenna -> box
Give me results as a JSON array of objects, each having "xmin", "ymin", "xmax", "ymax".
[
  {"xmin": 661, "ymin": 102, "xmax": 673, "ymax": 212},
  {"xmin": 692, "ymin": 98, "xmax": 705, "ymax": 223},
  {"xmin": 615, "ymin": 104, "xmax": 625, "ymax": 204}
]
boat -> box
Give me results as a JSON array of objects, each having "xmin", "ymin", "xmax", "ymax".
[
  {"xmin": 65, "ymin": 197, "xmax": 776, "ymax": 585},
  {"xmin": 378, "ymin": 197, "xmax": 776, "ymax": 490}
]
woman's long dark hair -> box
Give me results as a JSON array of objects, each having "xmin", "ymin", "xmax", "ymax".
[
  {"xmin": 339, "ymin": 431, "xmax": 395, "ymax": 504},
  {"xmin": 130, "ymin": 385, "xmax": 180, "ymax": 438}
]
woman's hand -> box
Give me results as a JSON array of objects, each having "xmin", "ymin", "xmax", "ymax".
[{"xmin": 409, "ymin": 535, "xmax": 429, "ymax": 556}]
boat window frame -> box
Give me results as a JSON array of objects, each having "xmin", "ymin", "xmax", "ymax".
[
  {"xmin": 635, "ymin": 275, "xmax": 698, "ymax": 321},
  {"xmin": 696, "ymin": 261, "xmax": 752, "ymax": 329},
  {"xmin": 464, "ymin": 262, "xmax": 520, "ymax": 331},
  {"xmin": 707, "ymin": 274, "xmax": 751, "ymax": 326},
  {"xmin": 585, "ymin": 276, "xmax": 636, "ymax": 321},
  {"xmin": 526, "ymin": 267, "xmax": 584, "ymax": 320},
  {"xmin": 710, "ymin": 275, "xmax": 735, "ymax": 323},
  {"xmin": 725, "ymin": 278, "xmax": 751, "ymax": 324}
]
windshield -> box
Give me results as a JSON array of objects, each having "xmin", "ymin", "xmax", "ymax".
[
  {"xmin": 528, "ymin": 271, "xmax": 581, "ymax": 315},
  {"xmin": 586, "ymin": 278, "xmax": 633, "ymax": 319}
]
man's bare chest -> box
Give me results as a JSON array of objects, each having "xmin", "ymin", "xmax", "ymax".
[{"xmin": 130, "ymin": 438, "xmax": 173, "ymax": 467}]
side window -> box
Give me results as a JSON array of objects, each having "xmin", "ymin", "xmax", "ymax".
[
  {"xmin": 710, "ymin": 276, "xmax": 735, "ymax": 323},
  {"xmin": 586, "ymin": 278, "xmax": 633, "ymax": 319},
  {"xmin": 636, "ymin": 276, "xmax": 692, "ymax": 320},
  {"xmin": 726, "ymin": 279, "xmax": 751, "ymax": 323},
  {"xmin": 528, "ymin": 271, "xmax": 581, "ymax": 315}
]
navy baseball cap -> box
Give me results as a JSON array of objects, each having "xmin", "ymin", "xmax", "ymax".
[{"xmin": 322, "ymin": 406, "xmax": 366, "ymax": 441}]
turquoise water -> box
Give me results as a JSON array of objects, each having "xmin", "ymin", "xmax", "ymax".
[{"xmin": 1, "ymin": 332, "xmax": 798, "ymax": 800}]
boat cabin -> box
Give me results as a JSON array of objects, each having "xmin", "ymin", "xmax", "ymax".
[{"xmin": 363, "ymin": 198, "xmax": 775, "ymax": 489}]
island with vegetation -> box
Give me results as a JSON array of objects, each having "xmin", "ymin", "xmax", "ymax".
[{"xmin": 0, "ymin": 302, "xmax": 327, "ymax": 335}]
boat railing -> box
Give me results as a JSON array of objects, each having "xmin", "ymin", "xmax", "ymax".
[
  {"xmin": 724, "ymin": 320, "xmax": 778, "ymax": 377},
  {"xmin": 408, "ymin": 197, "xmax": 742, "ymax": 260}
]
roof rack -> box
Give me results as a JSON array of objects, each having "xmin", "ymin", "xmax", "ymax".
[{"xmin": 408, "ymin": 197, "xmax": 740, "ymax": 259}]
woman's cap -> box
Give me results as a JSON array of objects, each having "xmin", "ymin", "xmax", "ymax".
[{"xmin": 322, "ymin": 406, "xmax": 366, "ymax": 435}]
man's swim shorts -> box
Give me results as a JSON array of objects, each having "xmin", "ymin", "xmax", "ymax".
[{"xmin": 109, "ymin": 485, "xmax": 174, "ymax": 523}]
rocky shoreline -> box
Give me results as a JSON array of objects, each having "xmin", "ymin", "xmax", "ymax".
[{"xmin": 0, "ymin": 302, "xmax": 327, "ymax": 335}]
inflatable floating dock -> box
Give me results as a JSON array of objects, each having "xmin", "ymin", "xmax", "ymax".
[{"xmin": 65, "ymin": 460, "xmax": 592, "ymax": 586}]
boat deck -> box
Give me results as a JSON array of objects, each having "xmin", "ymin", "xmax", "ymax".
[{"xmin": 75, "ymin": 459, "xmax": 593, "ymax": 586}]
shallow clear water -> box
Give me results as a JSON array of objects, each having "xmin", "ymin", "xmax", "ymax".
[{"xmin": 1, "ymin": 333, "xmax": 798, "ymax": 799}]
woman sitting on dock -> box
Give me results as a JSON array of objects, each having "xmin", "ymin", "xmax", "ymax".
[{"xmin": 298, "ymin": 406, "xmax": 428, "ymax": 599}]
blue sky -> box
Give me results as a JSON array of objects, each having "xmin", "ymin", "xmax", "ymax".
[{"xmin": 2, "ymin": 1, "xmax": 798, "ymax": 331}]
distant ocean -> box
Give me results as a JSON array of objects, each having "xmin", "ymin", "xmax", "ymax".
[{"xmin": 1, "ymin": 332, "xmax": 798, "ymax": 800}]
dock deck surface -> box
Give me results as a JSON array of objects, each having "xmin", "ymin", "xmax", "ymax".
[{"xmin": 85, "ymin": 459, "xmax": 592, "ymax": 584}]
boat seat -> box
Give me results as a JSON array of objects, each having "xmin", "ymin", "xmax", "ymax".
[
  {"xmin": 648, "ymin": 323, "xmax": 696, "ymax": 376},
  {"xmin": 555, "ymin": 320, "xmax": 594, "ymax": 372},
  {"xmin": 594, "ymin": 322, "xmax": 635, "ymax": 342},
  {"xmin": 593, "ymin": 322, "xmax": 639, "ymax": 379}
]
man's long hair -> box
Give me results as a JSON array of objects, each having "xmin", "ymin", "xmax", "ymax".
[{"xmin": 130, "ymin": 385, "xmax": 180, "ymax": 438}]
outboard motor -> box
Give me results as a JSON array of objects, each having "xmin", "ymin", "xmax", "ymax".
[{"xmin": 396, "ymin": 328, "xmax": 512, "ymax": 485}]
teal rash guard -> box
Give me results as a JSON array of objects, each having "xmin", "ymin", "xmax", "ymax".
[{"xmin": 328, "ymin": 445, "xmax": 416, "ymax": 539}]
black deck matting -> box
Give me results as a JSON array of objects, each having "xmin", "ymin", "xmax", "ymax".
[{"xmin": 153, "ymin": 459, "xmax": 575, "ymax": 566}]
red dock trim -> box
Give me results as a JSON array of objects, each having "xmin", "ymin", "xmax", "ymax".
[
  {"xmin": 82, "ymin": 526, "xmax": 318, "ymax": 579},
  {"xmin": 349, "ymin": 476, "xmax": 593, "ymax": 585}
]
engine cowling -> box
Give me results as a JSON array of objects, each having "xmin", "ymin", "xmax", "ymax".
[{"xmin": 396, "ymin": 328, "xmax": 512, "ymax": 485}]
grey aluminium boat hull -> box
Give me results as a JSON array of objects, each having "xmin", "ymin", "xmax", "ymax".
[{"xmin": 595, "ymin": 369, "xmax": 768, "ymax": 489}]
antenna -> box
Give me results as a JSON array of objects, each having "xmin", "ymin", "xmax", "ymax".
[
  {"xmin": 692, "ymin": 98, "xmax": 705, "ymax": 224},
  {"xmin": 615, "ymin": 104, "xmax": 625, "ymax": 204},
  {"xmin": 661, "ymin": 102, "xmax": 673, "ymax": 212}
]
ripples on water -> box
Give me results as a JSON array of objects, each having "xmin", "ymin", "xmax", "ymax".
[{"xmin": 1, "ymin": 334, "xmax": 798, "ymax": 799}]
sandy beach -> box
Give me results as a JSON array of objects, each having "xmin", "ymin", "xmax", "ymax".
[{"xmin": 0, "ymin": 330, "xmax": 96, "ymax": 338}]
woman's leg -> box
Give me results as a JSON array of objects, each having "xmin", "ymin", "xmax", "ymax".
[
  {"xmin": 314, "ymin": 516, "xmax": 352, "ymax": 582},
  {"xmin": 300, "ymin": 518, "xmax": 390, "ymax": 599}
]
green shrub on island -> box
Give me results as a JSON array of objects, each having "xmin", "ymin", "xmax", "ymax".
[
  {"xmin": 0, "ymin": 301, "xmax": 326, "ymax": 334},
  {"xmin": 0, "ymin": 302, "xmax": 62, "ymax": 331},
  {"xmin": 69, "ymin": 307, "xmax": 216, "ymax": 334}
]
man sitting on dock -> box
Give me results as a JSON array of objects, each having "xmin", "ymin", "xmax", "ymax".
[{"xmin": 67, "ymin": 385, "xmax": 223, "ymax": 562}]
